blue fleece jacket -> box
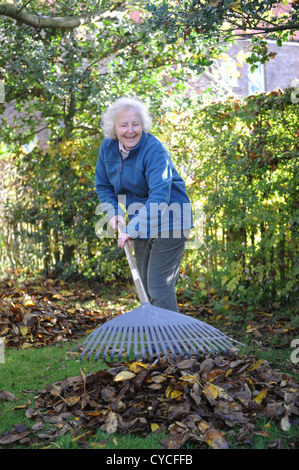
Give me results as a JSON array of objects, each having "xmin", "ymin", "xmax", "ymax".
[{"xmin": 95, "ymin": 132, "xmax": 193, "ymax": 239}]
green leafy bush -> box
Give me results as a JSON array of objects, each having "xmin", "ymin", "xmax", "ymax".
[{"xmin": 1, "ymin": 88, "xmax": 298, "ymax": 306}]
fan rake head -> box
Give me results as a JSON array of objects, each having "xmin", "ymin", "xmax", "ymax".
[{"xmin": 76, "ymin": 303, "xmax": 244, "ymax": 362}]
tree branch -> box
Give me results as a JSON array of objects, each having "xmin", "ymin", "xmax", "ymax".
[
  {"xmin": 0, "ymin": 2, "xmax": 125, "ymax": 29},
  {"xmin": 248, "ymin": 23, "xmax": 299, "ymax": 33},
  {"xmin": 220, "ymin": 17, "xmax": 299, "ymax": 37}
]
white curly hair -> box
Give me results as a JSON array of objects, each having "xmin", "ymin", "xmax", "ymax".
[{"xmin": 101, "ymin": 96, "xmax": 153, "ymax": 139}]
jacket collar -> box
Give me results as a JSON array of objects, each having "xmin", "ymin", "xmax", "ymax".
[{"xmin": 108, "ymin": 132, "xmax": 147, "ymax": 155}]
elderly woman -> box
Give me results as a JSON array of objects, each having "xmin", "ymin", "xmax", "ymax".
[{"xmin": 95, "ymin": 96, "xmax": 193, "ymax": 312}]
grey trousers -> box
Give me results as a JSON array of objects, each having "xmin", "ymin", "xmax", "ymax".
[{"xmin": 133, "ymin": 232, "xmax": 188, "ymax": 312}]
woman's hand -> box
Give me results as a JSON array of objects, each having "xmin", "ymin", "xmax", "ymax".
[
  {"xmin": 117, "ymin": 232, "xmax": 132, "ymax": 250},
  {"xmin": 109, "ymin": 215, "xmax": 126, "ymax": 231},
  {"xmin": 109, "ymin": 215, "xmax": 131, "ymax": 249}
]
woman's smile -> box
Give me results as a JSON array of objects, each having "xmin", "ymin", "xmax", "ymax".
[{"xmin": 114, "ymin": 108, "xmax": 142, "ymax": 151}]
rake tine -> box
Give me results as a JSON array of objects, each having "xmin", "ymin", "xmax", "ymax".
[
  {"xmin": 172, "ymin": 325, "xmax": 200, "ymax": 357},
  {"xmin": 147, "ymin": 327, "xmax": 158, "ymax": 360},
  {"xmin": 157, "ymin": 328, "xmax": 171, "ymax": 359},
  {"xmin": 170, "ymin": 323, "xmax": 205, "ymax": 356},
  {"xmin": 208, "ymin": 335, "xmax": 237, "ymax": 353},
  {"xmin": 152, "ymin": 327, "xmax": 164, "ymax": 360},
  {"xmin": 185, "ymin": 322, "xmax": 237, "ymax": 354},
  {"xmin": 157, "ymin": 328, "xmax": 169, "ymax": 358},
  {"xmin": 155, "ymin": 329, "xmax": 170, "ymax": 360},
  {"xmin": 144, "ymin": 325, "xmax": 154, "ymax": 360},
  {"xmin": 78, "ymin": 315, "xmax": 243, "ymax": 362},
  {"xmin": 89, "ymin": 332, "xmax": 105, "ymax": 361},
  {"xmin": 183, "ymin": 325, "xmax": 222, "ymax": 356},
  {"xmin": 193, "ymin": 334, "xmax": 226, "ymax": 355},
  {"xmin": 146, "ymin": 326, "xmax": 167, "ymax": 361},
  {"xmin": 92, "ymin": 327, "xmax": 113, "ymax": 361},
  {"xmin": 188, "ymin": 329, "xmax": 220, "ymax": 355},
  {"xmin": 162, "ymin": 324, "xmax": 187, "ymax": 358},
  {"xmin": 144, "ymin": 326, "xmax": 154, "ymax": 361},
  {"xmin": 146, "ymin": 326, "xmax": 164, "ymax": 361},
  {"xmin": 172, "ymin": 326, "xmax": 203, "ymax": 357},
  {"xmin": 195, "ymin": 324, "xmax": 242, "ymax": 353},
  {"xmin": 98, "ymin": 327, "xmax": 119, "ymax": 361},
  {"xmin": 149, "ymin": 325, "xmax": 161, "ymax": 360},
  {"xmin": 76, "ymin": 300, "xmax": 245, "ymax": 363},
  {"xmin": 79, "ymin": 337, "xmax": 93, "ymax": 361},
  {"xmin": 109, "ymin": 327, "xmax": 124, "ymax": 360},
  {"xmin": 133, "ymin": 327, "xmax": 139, "ymax": 360},
  {"xmin": 175, "ymin": 324, "xmax": 206, "ymax": 357},
  {"xmin": 80, "ymin": 329, "xmax": 103, "ymax": 361},
  {"xmin": 140, "ymin": 326, "xmax": 148, "ymax": 360},
  {"xmin": 95, "ymin": 328, "xmax": 116, "ymax": 360},
  {"xmin": 117, "ymin": 327, "xmax": 127, "ymax": 361},
  {"xmin": 125, "ymin": 326, "xmax": 133, "ymax": 360},
  {"xmin": 145, "ymin": 326, "xmax": 155, "ymax": 358}
]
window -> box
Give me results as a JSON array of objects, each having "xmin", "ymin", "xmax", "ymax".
[{"xmin": 248, "ymin": 63, "xmax": 265, "ymax": 95}]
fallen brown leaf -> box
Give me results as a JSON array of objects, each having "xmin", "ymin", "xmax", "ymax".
[
  {"xmin": 203, "ymin": 428, "xmax": 229, "ymax": 449},
  {"xmin": 0, "ymin": 390, "xmax": 16, "ymax": 401}
]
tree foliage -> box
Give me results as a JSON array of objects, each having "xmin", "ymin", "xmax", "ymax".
[
  {"xmin": 0, "ymin": 0, "xmax": 298, "ymax": 69},
  {"xmin": 1, "ymin": 87, "xmax": 298, "ymax": 306},
  {"xmin": 0, "ymin": 1, "xmax": 212, "ymax": 279},
  {"xmin": 0, "ymin": 3, "xmax": 211, "ymax": 144},
  {"xmin": 0, "ymin": 1, "xmax": 298, "ymax": 307},
  {"xmin": 155, "ymin": 87, "xmax": 298, "ymax": 305},
  {"xmin": 147, "ymin": 0, "xmax": 299, "ymax": 65},
  {"xmin": 148, "ymin": 0, "xmax": 299, "ymax": 36}
]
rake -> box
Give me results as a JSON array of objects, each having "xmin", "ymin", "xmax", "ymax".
[{"xmin": 78, "ymin": 226, "xmax": 245, "ymax": 362}]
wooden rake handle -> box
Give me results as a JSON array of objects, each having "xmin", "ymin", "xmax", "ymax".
[{"xmin": 117, "ymin": 220, "xmax": 149, "ymax": 304}]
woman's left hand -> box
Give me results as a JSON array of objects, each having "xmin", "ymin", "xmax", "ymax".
[{"xmin": 118, "ymin": 232, "xmax": 132, "ymax": 250}]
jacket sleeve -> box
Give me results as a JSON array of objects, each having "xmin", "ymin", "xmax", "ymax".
[
  {"xmin": 126, "ymin": 142, "xmax": 173, "ymax": 238},
  {"xmin": 94, "ymin": 142, "xmax": 126, "ymax": 220}
]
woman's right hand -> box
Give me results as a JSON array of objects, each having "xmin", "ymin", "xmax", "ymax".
[
  {"xmin": 109, "ymin": 215, "xmax": 126, "ymax": 231},
  {"xmin": 109, "ymin": 215, "xmax": 131, "ymax": 250}
]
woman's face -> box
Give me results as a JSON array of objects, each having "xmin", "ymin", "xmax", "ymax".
[{"xmin": 114, "ymin": 107, "xmax": 143, "ymax": 151}]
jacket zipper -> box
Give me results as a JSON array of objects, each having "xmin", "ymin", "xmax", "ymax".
[{"xmin": 119, "ymin": 153, "xmax": 126, "ymax": 191}]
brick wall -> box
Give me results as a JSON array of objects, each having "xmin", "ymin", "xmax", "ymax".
[
  {"xmin": 192, "ymin": 39, "xmax": 299, "ymax": 98},
  {"xmin": 265, "ymin": 41, "xmax": 299, "ymax": 91}
]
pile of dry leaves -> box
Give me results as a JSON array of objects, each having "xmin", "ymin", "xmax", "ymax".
[
  {"xmin": 1, "ymin": 354, "xmax": 298, "ymax": 448},
  {"xmin": 0, "ymin": 279, "xmax": 120, "ymax": 349}
]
